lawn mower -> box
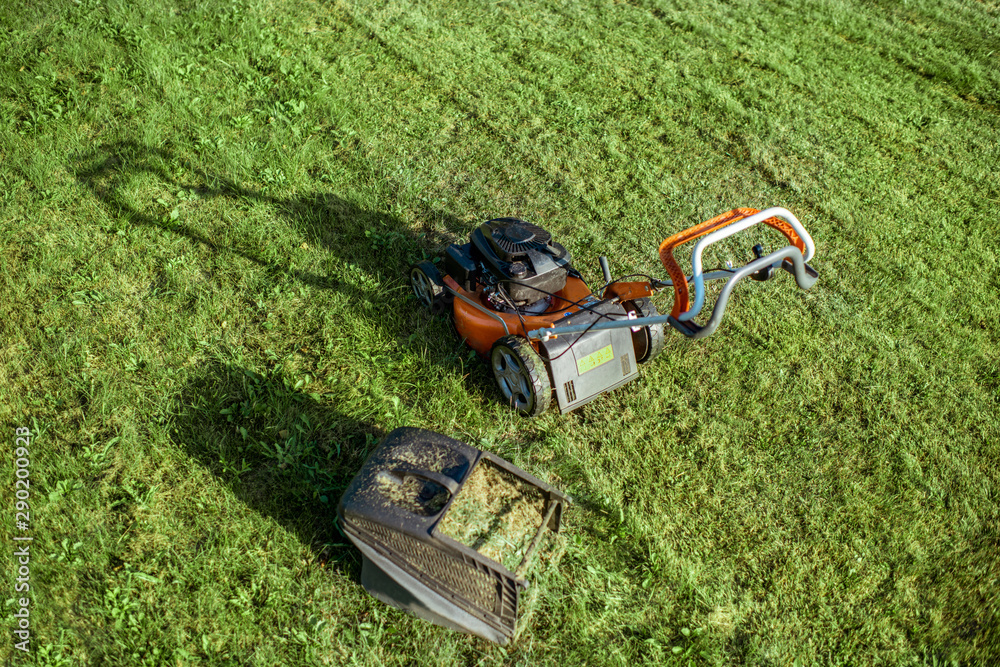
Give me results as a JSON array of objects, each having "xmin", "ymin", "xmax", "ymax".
[{"xmin": 410, "ymin": 207, "xmax": 818, "ymax": 416}]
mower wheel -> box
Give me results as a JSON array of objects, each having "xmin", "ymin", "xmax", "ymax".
[
  {"xmin": 490, "ymin": 336, "xmax": 552, "ymax": 417},
  {"xmin": 410, "ymin": 261, "xmax": 450, "ymax": 315},
  {"xmin": 624, "ymin": 298, "xmax": 665, "ymax": 364}
]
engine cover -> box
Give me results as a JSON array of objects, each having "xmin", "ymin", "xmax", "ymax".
[{"xmin": 470, "ymin": 218, "xmax": 572, "ymax": 304}]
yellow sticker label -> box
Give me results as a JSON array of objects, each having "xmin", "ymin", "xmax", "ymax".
[{"xmin": 577, "ymin": 344, "xmax": 614, "ymax": 375}]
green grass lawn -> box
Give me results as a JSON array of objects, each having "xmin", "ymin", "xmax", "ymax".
[{"xmin": 2, "ymin": 0, "xmax": 998, "ymax": 664}]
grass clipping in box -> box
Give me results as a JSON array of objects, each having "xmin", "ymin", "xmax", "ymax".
[{"xmin": 438, "ymin": 459, "xmax": 548, "ymax": 572}]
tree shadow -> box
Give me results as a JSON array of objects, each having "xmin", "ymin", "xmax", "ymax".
[{"xmin": 71, "ymin": 139, "xmax": 466, "ymax": 316}]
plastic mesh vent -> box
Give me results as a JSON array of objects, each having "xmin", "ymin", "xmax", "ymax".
[{"xmin": 351, "ymin": 518, "xmax": 500, "ymax": 612}]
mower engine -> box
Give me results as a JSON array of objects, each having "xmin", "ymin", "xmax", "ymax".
[
  {"xmin": 446, "ymin": 218, "xmax": 573, "ymax": 312},
  {"xmin": 414, "ymin": 218, "xmax": 658, "ymax": 416}
]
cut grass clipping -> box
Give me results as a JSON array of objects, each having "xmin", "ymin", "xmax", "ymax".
[
  {"xmin": 376, "ymin": 473, "xmax": 450, "ymax": 516},
  {"xmin": 438, "ymin": 460, "xmax": 547, "ymax": 572}
]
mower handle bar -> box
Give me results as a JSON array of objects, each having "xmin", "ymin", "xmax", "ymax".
[
  {"xmin": 528, "ymin": 245, "xmax": 817, "ymax": 341},
  {"xmin": 680, "ymin": 207, "xmax": 815, "ymax": 322}
]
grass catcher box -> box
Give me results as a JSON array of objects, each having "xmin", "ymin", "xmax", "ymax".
[{"xmin": 337, "ymin": 427, "xmax": 568, "ymax": 644}]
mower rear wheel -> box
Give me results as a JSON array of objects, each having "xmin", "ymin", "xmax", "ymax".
[
  {"xmin": 624, "ymin": 298, "xmax": 665, "ymax": 364},
  {"xmin": 490, "ymin": 336, "xmax": 552, "ymax": 417},
  {"xmin": 410, "ymin": 261, "xmax": 450, "ymax": 315}
]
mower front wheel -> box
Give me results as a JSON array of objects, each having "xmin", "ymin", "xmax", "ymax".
[
  {"xmin": 490, "ymin": 336, "xmax": 552, "ymax": 417},
  {"xmin": 410, "ymin": 261, "xmax": 451, "ymax": 316}
]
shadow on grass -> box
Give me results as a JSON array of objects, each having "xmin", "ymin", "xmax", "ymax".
[
  {"xmin": 171, "ymin": 359, "xmax": 383, "ymax": 578},
  {"xmin": 71, "ymin": 139, "xmax": 465, "ymax": 313},
  {"xmin": 69, "ymin": 141, "xmax": 479, "ymax": 575}
]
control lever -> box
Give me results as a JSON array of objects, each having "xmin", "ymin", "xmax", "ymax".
[{"xmin": 749, "ymin": 244, "xmax": 775, "ymax": 282}]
